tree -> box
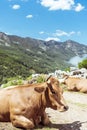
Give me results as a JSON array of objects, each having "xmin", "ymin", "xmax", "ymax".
[{"xmin": 78, "ymin": 59, "xmax": 87, "ymax": 69}]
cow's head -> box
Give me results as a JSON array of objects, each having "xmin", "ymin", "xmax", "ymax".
[
  {"xmin": 46, "ymin": 76, "xmax": 68, "ymax": 112},
  {"xmin": 58, "ymin": 74, "xmax": 69, "ymax": 84}
]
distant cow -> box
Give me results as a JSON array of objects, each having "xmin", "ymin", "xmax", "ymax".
[
  {"xmin": 0, "ymin": 76, "xmax": 68, "ymax": 129},
  {"xmin": 63, "ymin": 76, "xmax": 87, "ymax": 93}
]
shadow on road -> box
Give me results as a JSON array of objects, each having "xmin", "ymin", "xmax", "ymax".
[
  {"xmin": 36, "ymin": 121, "xmax": 87, "ymax": 130},
  {"xmin": 50, "ymin": 121, "xmax": 82, "ymax": 130},
  {"xmin": 0, "ymin": 121, "xmax": 87, "ymax": 130}
]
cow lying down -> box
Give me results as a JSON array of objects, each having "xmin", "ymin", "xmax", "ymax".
[
  {"xmin": 63, "ymin": 75, "xmax": 87, "ymax": 93},
  {"xmin": 0, "ymin": 76, "xmax": 68, "ymax": 129}
]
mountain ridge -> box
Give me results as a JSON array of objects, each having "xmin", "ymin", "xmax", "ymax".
[{"xmin": 0, "ymin": 32, "xmax": 87, "ymax": 83}]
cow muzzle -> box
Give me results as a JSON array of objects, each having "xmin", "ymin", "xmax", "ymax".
[
  {"xmin": 58, "ymin": 105, "xmax": 69, "ymax": 112},
  {"xmin": 63, "ymin": 105, "xmax": 69, "ymax": 111}
]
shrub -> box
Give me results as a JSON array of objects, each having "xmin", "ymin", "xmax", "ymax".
[
  {"xmin": 78, "ymin": 59, "xmax": 87, "ymax": 69},
  {"xmin": 1, "ymin": 76, "xmax": 23, "ymax": 88},
  {"xmin": 36, "ymin": 74, "xmax": 46, "ymax": 83}
]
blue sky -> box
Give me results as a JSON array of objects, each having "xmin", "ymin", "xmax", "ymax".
[{"xmin": 0, "ymin": 0, "xmax": 87, "ymax": 45}]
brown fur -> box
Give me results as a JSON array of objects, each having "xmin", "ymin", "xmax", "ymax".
[
  {"xmin": 0, "ymin": 76, "xmax": 68, "ymax": 129},
  {"xmin": 64, "ymin": 76, "xmax": 87, "ymax": 93}
]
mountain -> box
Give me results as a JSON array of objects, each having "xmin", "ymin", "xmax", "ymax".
[{"xmin": 0, "ymin": 32, "xmax": 87, "ymax": 83}]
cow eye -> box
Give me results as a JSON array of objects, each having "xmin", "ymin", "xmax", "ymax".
[{"xmin": 52, "ymin": 90, "xmax": 56, "ymax": 94}]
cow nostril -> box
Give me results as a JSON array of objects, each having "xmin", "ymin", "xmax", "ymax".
[{"xmin": 64, "ymin": 106, "xmax": 68, "ymax": 110}]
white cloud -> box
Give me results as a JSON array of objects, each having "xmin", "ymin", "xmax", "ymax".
[
  {"xmin": 39, "ymin": 0, "xmax": 84, "ymax": 11},
  {"xmin": 69, "ymin": 31, "xmax": 75, "ymax": 36},
  {"xmin": 40, "ymin": 0, "xmax": 74, "ymax": 10},
  {"xmin": 12, "ymin": 4, "xmax": 20, "ymax": 10},
  {"xmin": 5, "ymin": 32, "xmax": 12, "ymax": 35},
  {"xmin": 53, "ymin": 30, "xmax": 75, "ymax": 37},
  {"xmin": 26, "ymin": 14, "xmax": 33, "ymax": 19},
  {"xmin": 39, "ymin": 31, "xmax": 45, "ymax": 34},
  {"xmin": 75, "ymin": 3, "xmax": 84, "ymax": 12},
  {"xmin": 54, "ymin": 30, "xmax": 68, "ymax": 36},
  {"xmin": 45, "ymin": 37, "xmax": 60, "ymax": 41},
  {"xmin": 38, "ymin": 29, "xmax": 81, "ymax": 42}
]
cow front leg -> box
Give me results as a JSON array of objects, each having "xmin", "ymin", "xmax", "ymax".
[
  {"xmin": 11, "ymin": 115, "xmax": 35, "ymax": 129},
  {"xmin": 41, "ymin": 111, "xmax": 51, "ymax": 125}
]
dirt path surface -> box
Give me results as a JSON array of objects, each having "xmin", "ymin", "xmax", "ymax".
[{"xmin": 0, "ymin": 91, "xmax": 87, "ymax": 130}]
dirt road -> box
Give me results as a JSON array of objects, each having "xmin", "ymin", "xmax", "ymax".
[{"xmin": 0, "ymin": 91, "xmax": 87, "ymax": 130}]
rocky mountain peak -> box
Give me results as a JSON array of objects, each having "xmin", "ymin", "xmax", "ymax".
[{"xmin": 0, "ymin": 32, "xmax": 10, "ymax": 44}]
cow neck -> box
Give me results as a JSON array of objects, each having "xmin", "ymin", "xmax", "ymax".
[
  {"xmin": 44, "ymin": 86, "xmax": 51, "ymax": 108},
  {"xmin": 41, "ymin": 83, "xmax": 48, "ymax": 109}
]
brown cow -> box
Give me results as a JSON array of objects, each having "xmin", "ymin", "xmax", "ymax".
[
  {"xmin": 0, "ymin": 76, "xmax": 68, "ymax": 129},
  {"xmin": 63, "ymin": 76, "xmax": 87, "ymax": 93}
]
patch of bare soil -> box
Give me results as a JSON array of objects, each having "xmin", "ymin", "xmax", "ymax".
[{"xmin": 0, "ymin": 91, "xmax": 87, "ymax": 130}]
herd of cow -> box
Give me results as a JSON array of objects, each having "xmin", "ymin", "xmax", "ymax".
[{"xmin": 0, "ymin": 74, "xmax": 87, "ymax": 129}]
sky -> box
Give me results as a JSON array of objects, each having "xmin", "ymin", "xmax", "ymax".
[{"xmin": 0, "ymin": 0, "xmax": 87, "ymax": 45}]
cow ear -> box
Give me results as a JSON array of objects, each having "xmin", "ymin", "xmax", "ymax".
[
  {"xmin": 34, "ymin": 87, "xmax": 45, "ymax": 93},
  {"xmin": 46, "ymin": 75, "xmax": 52, "ymax": 82}
]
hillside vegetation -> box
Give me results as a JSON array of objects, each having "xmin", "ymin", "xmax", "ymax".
[{"xmin": 0, "ymin": 32, "xmax": 87, "ymax": 84}]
